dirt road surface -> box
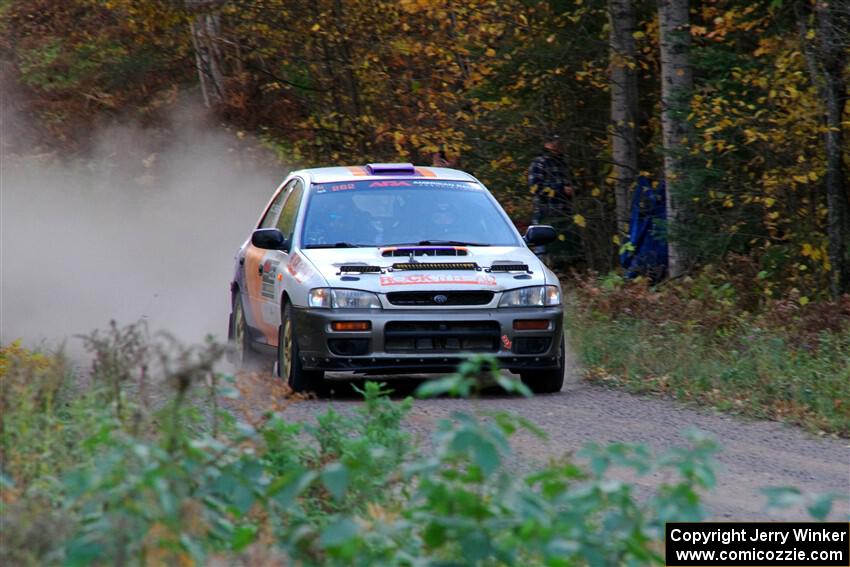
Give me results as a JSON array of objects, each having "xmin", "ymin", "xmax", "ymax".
[{"xmin": 234, "ymin": 355, "xmax": 850, "ymax": 521}]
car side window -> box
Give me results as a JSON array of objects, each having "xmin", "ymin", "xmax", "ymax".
[
  {"xmin": 259, "ymin": 180, "xmax": 295, "ymax": 229},
  {"xmin": 275, "ymin": 179, "xmax": 304, "ymax": 243}
]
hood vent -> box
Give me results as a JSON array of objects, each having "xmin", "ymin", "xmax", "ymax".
[
  {"xmin": 382, "ymin": 247, "xmax": 468, "ymax": 257},
  {"xmin": 391, "ymin": 262, "xmax": 478, "ymax": 271},
  {"xmin": 338, "ymin": 265, "xmax": 382, "ymax": 274},
  {"xmin": 488, "ymin": 263, "xmax": 530, "ymax": 273}
]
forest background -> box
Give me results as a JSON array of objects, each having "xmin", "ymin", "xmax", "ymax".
[{"xmin": 3, "ymin": 0, "xmax": 849, "ymax": 301}]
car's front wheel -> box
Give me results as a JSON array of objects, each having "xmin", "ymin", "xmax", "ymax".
[
  {"xmin": 520, "ymin": 335, "xmax": 566, "ymax": 394},
  {"xmin": 278, "ymin": 302, "xmax": 325, "ymax": 393}
]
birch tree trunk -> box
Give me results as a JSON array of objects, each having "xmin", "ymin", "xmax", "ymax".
[
  {"xmin": 609, "ymin": 0, "xmax": 638, "ymax": 239},
  {"xmin": 187, "ymin": 1, "xmax": 226, "ymax": 107},
  {"xmin": 658, "ymin": 0, "xmax": 693, "ymax": 277}
]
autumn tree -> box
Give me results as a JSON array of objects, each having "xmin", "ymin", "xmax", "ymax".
[
  {"xmin": 0, "ymin": 0, "xmax": 191, "ymax": 148},
  {"xmin": 658, "ymin": 0, "xmax": 694, "ymax": 277},
  {"xmin": 796, "ymin": 0, "xmax": 850, "ymax": 296},
  {"xmin": 608, "ymin": 0, "xmax": 639, "ymax": 238},
  {"xmin": 186, "ymin": 0, "xmax": 226, "ymax": 107}
]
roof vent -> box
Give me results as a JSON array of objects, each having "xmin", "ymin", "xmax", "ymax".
[{"xmin": 365, "ymin": 163, "xmax": 416, "ymax": 176}]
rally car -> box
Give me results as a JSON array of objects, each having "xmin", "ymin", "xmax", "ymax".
[{"xmin": 228, "ymin": 163, "xmax": 564, "ymax": 393}]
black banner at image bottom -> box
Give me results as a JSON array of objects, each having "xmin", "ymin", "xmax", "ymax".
[{"xmin": 665, "ymin": 522, "xmax": 849, "ymax": 566}]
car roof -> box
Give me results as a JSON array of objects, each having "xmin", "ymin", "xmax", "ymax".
[{"xmin": 292, "ymin": 165, "xmax": 480, "ymax": 185}]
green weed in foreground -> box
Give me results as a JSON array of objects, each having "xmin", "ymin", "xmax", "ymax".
[
  {"xmin": 567, "ymin": 276, "xmax": 850, "ymax": 436},
  {"xmin": 0, "ymin": 324, "xmax": 843, "ymax": 566}
]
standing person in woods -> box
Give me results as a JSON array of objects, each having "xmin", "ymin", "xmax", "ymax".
[
  {"xmin": 528, "ymin": 135, "xmax": 575, "ymax": 224},
  {"xmin": 431, "ymin": 147, "xmax": 459, "ymax": 168},
  {"xmin": 528, "ymin": 135, "xmax": 579, "ymax": 260}
]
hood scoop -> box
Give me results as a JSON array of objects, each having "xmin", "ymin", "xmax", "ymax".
[
  {"xmin": 391, "ymin": 261, "xmax": 479, "ymax": 271},
  {"xmin": 382, "ymin": 247, "xmax": 468, "ymax": 257}
]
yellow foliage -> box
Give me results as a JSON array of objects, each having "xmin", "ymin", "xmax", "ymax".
[{"xmin": 0, "ymin": 341, "xmax": 56, "ymax": 377}]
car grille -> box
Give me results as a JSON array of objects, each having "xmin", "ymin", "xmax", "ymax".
[
  {"xmin": 384, "ymin": 321, "xmax": 500, "ymax": 353},
  {"xmin": 386, "ymin": 291, "xmax": 494, "ymax": 306}
]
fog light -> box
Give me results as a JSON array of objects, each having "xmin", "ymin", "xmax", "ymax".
[
  {"xmin": 513, "ymin": 319, "xmax": 549, "ymax": 330},
  {"xmin": 331, "ymin": 321, "xmax": 371, "ymax": 331}
]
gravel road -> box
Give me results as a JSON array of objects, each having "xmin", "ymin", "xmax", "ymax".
[{"xmin": 234, "ymin": 353, "xmax": 850, "ymax": 521}]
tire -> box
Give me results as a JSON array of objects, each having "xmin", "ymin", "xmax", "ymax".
[
  {"xmin": 278, "ymin": 302, "xmax": 325, "ymax": 393},
  {"xmin": 520, "ymin": 335, "xmax": 566, "ymax": 394},
  {"xmin": 228, "ymin": 289, "xmax": 259, "ymax": 369}
]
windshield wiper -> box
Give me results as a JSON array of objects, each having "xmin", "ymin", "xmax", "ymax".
[{"xmin": 304, "ymin": 242, "xmax": 363, "ymax": 249}]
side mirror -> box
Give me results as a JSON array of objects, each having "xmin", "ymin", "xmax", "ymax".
[
  {"xmin": 524, "ymin": 225, "xmax": 557, "ymax": 246},
  {"xmin": 252, "ymin": 228, "xmax": 288, "ymax": 250}
]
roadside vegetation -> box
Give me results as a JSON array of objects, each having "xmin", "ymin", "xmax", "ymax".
[
  {"xmin": 2, "ymin": 323, "xmax": 837, "ymax": 566},
  {"xmin": 566, "ymin": 264, "xmax": 850, "ymax": 436}
]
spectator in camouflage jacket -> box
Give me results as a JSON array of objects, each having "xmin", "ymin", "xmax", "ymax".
[{"xmin": 528, "ymin": 135, "xmax": 574, "ymax": 224}]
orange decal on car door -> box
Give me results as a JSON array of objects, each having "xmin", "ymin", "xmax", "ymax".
[{"xmin": 243, "ymin": 245, "xmax": 278, "ymax": 343}]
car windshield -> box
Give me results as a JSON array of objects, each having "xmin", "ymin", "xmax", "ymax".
[{"xmin": 300, "ymin": 180, "xmax": 521, "ymax": 248}]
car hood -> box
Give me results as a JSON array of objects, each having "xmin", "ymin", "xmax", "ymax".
[{"xmin": 299, "ymin": 246, "xmax": 548, "ymax": 292}]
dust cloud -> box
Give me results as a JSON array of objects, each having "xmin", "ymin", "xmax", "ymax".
[{"xmin": 1, "ymin": 100, "xmax": 284, "ymax": 352}]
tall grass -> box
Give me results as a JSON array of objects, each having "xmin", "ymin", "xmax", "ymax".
[{"xmin": 567, "ymin": 273, "xmax": 850, "ymax": 436}]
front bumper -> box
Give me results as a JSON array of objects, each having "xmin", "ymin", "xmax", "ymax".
[{"xmin": 293, "ymin": 305, "xmax": 563, "ymax": 373}]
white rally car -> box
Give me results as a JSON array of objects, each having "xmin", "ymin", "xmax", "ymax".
[{"xmin": 228, "ymin": 163, "xmax": 564, "ymax": 393}]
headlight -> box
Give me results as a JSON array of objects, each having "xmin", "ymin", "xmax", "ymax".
[
  {"xmin": 308, "ymin": 288, "xmax": 382, "ymax": 309},
  {"xmin": 308, "ymin": 288, "xmax": 332, "ymax": 308},
  {"xmin": 499, "ymin": 285, "xmax": 561, "ymax": 307}
]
